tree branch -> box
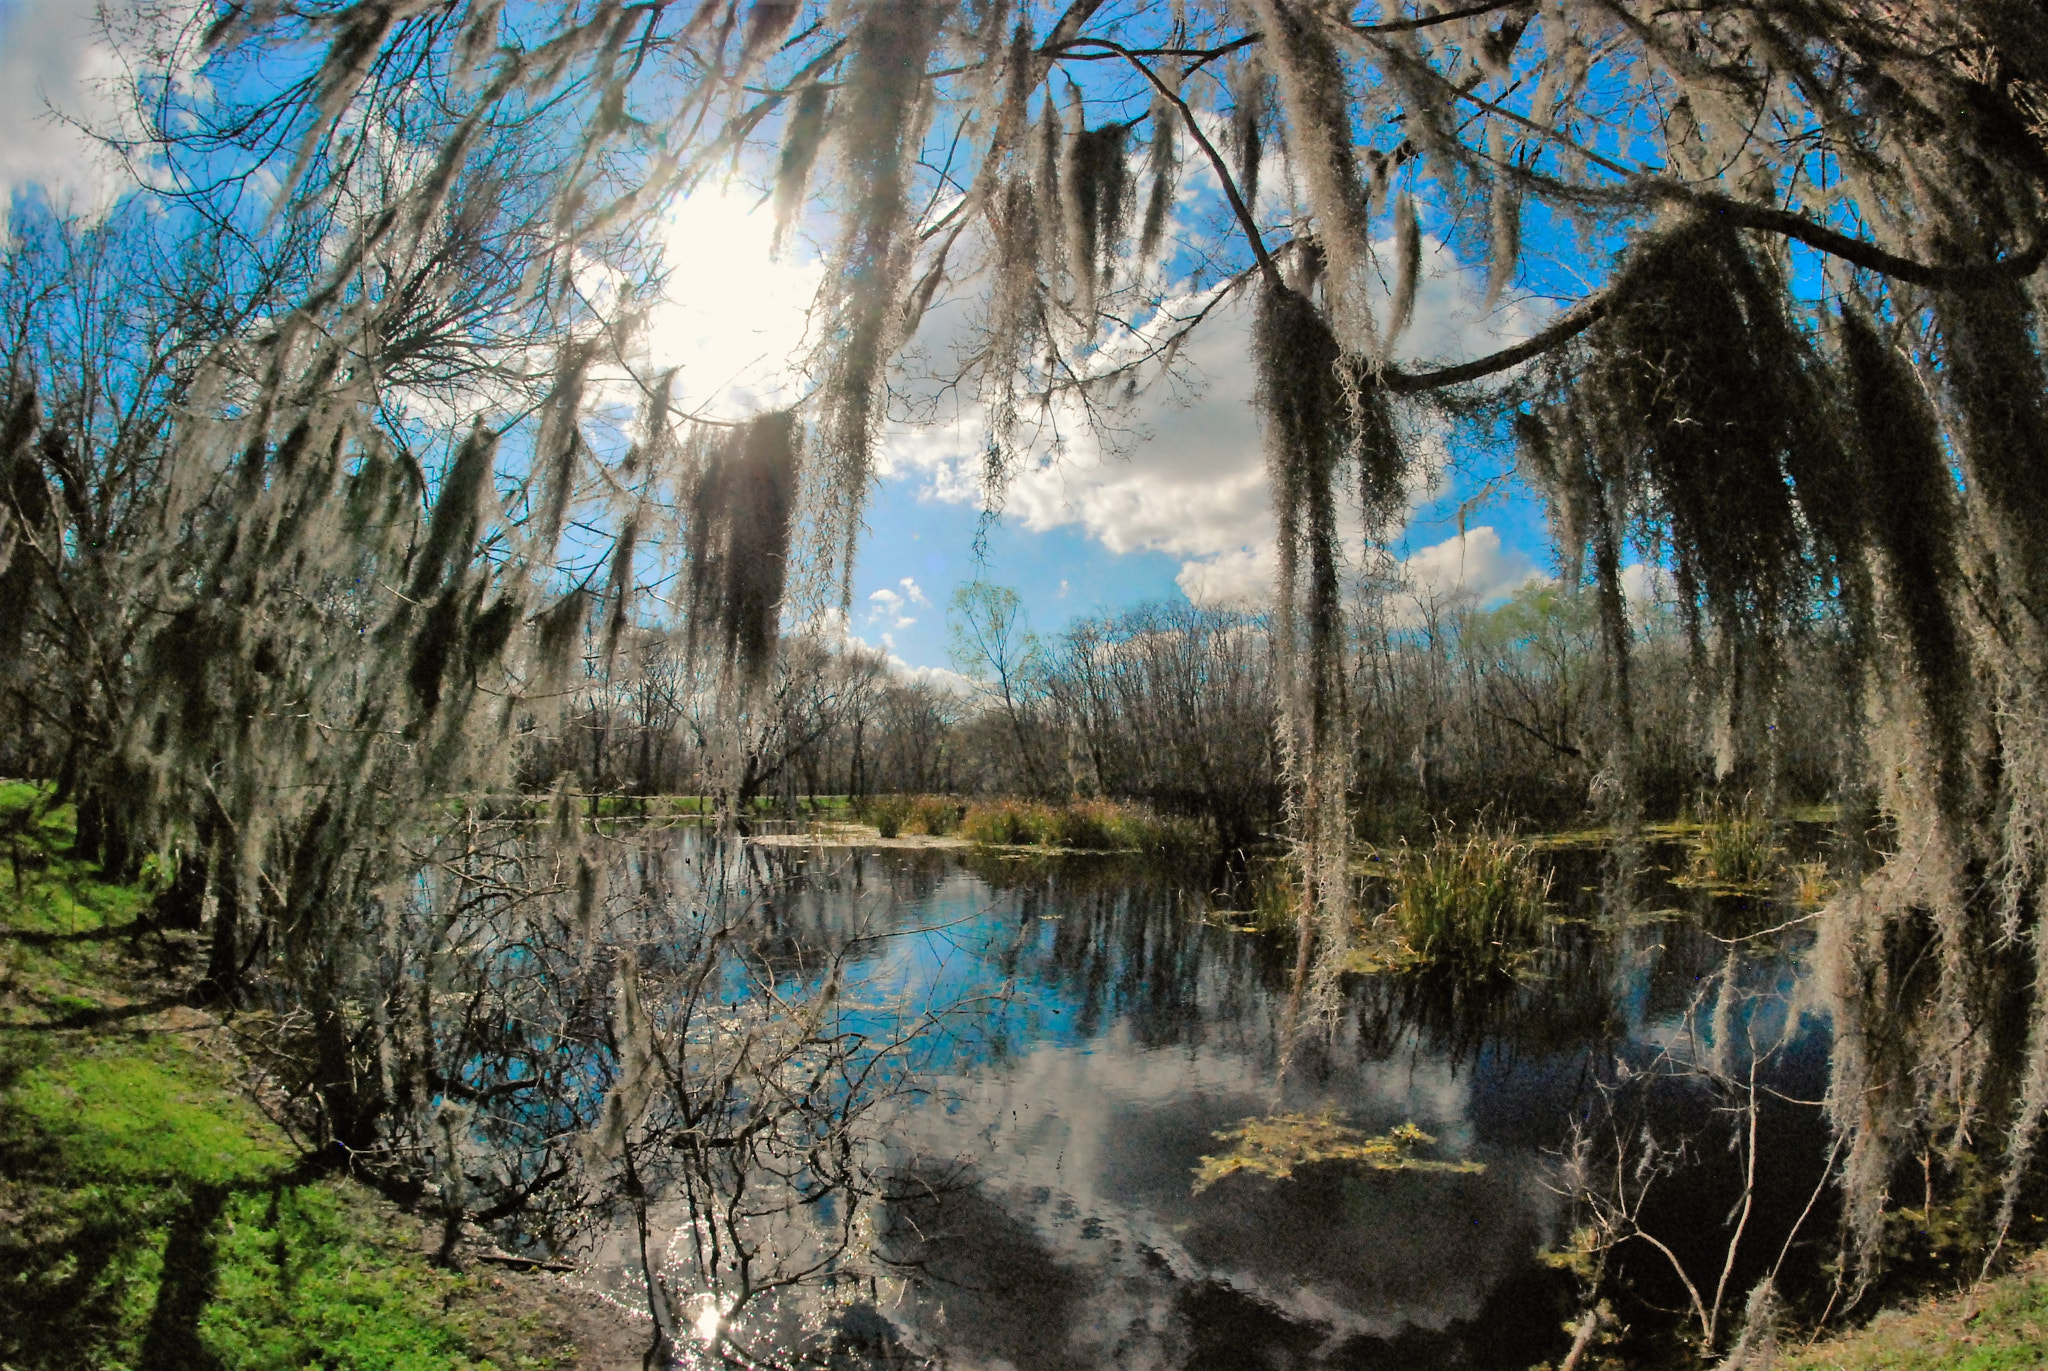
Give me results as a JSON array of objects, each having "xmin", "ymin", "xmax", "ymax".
[{"xmin": 1382, "ymin": 292, "xmax": 1609, "ymax": 392}]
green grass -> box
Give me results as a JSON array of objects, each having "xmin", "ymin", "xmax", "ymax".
[
  {"xmin": 1778, "ymin": 1253, "xmax": 2048, "ymax": 1369},
  {"xmin": 11, "ymin": 1045, "xmax": 291, "ymax": 1186},
  {"xmin": 1373, "ymin": 826, "xmax": 1552, "ymax": 970},
  {"xmin": 0, "ymin": 781, "xmax": 575, "ymax": 1370}
]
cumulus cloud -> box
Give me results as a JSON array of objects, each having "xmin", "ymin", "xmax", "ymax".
[
  {"xmin": 0, "ymin": 2, "xmax": 197, "ymax": 225},
  {"xmin": 1399, "ymin": 525, "xmax": 1541, "ymax": 613},
  {"xmin": 882, "ymin": 232, "xmax": 1553, "ymax": 611},
  {"xmin": 866, "ymin": 575, "xmax": 930, "ymax": 629},
  {"xmin": 1176, "ymin": 544, "xmax": 1273, "ymax": 608},
  {"xmin": 2, "ymin": 2, "xmax": 123, "ymax": 217}
]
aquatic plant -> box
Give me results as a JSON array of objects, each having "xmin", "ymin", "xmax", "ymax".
[
  {"xmin": 1378, "ymin": 827, "xmax": 1552, "ymax": 970},
  {"xmin": 1191, "ymin": 1112, "xmax": 1481, "ymax": 1194},
  {"xmin": 1680, "ymin": 792, "xmax": 1781, "ymax": 890}
]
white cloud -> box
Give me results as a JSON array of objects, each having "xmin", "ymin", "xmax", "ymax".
[
  {"xmin": 890, "ymin": 659, "xmax": 975, "ymax": 694},
  {"xmin": 0, "ymin": 1, "xmax": 162, "ymax": 223},
  {"xmin": 1177, "ymin": 544, "xmax": 1273, "ymax": 607},
  {"xmin": 1398, "ymin": 525, "xmax": 1541, "ymax": 614},
  {"xmin": 867, "ymin": 575, "xmax": 928, "ymax": 629},
  {"xmin": 881, "ymin": 233, "xmax": 1553, "ymax": 610},
  {"xmin": 1620, "ymin": 561, "xmax": 1673, "ymax": 610}
]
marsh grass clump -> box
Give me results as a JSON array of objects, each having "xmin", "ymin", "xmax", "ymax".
[
  {"xmin": 851, "ymin": 795, "xmax": 962, "ymax": 838},
  {"xmin": 859, "ymin": 794, "xmax": 913, "ymax": 838},
  {"xmin": 909, "ymin": 795, "xmax": 961, "ymax": 836},
  {"xmin": 1377, "ymin": 826, "xmax": 1552, "ymax": 970},
  {"xmin": 1791, "ymin": 861, "xmax": 1835, "ymax": 909},
  {"xmin": 962, "ymin": 799, "xmax": 1056, "ymax": 846},
  {"xmin": 1191, "ymin": 1113, "xmax": 1481, "ymax": 1194},
  {"xmin": 958, "ymin": 798, "xmax": 1199, "ymax": 852},
  {"xmin": 1678, "ymin": 791, "xmax": 1780, "ymax": 890},
  {"xmin": 1239, "ymin": 861, "xmax": 1308, "ymax": 933}
]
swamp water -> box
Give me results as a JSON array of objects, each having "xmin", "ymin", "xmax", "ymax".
[{"xmin": 554, "ymin": 830, "xmax": 1838, "ymax": 1369}]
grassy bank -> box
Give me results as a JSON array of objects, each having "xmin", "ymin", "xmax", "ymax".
[
  {"xmin": 1776, "ymin": 1249, "xmax": 2048, "ymax": 1369},
  {"xmin": 0, "ymin": 783, "xmax": 587, "ymax": 1370}
]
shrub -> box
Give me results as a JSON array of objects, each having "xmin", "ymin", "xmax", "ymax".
[
  {"xmin": 909, "ymin": 795, "xmax": 961, "ymax": 836},
  {"xmin": 1380, "ymin": 826, "xmax": 1551, "ymax": 969},
  {"xmin": 860, "ymin": 795, "xmax": 912, "ymax": 838}
]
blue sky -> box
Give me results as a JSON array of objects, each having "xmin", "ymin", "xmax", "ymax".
[{"xmin": 850, "ymin": 472, "xmax": 1192, "ymax": 673}]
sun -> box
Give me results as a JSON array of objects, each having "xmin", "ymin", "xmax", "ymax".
[{"xmin": 643, "ymin": 186, "xmax": 823, "ymax": 418}]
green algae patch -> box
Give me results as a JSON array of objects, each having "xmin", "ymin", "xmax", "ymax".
[{"xmin": 1192, "ymin": 1113, "xmax": 1483, "ymax": 1194}]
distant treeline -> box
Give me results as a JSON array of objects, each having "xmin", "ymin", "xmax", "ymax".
[{"xmin": 526, "ymin": 580, "xmax": 1859, "ymax": 845}]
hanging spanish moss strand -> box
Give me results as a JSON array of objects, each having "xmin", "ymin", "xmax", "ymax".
[
  {"xmin": 528, "ymin": 340, "xmax": 594, "ymax": 564},
  {"xmin": 686, "ymin": 410, "xmax": 802, "ymax": 684},
  {"xmin": 1062, "ymin": 120, "xmax": 1130, "ymax": 324},
  {"xmin": 1484, "ymin": 127, "xmax": 1521, "ymax": 311},
  {"xmin": 972, "ymin": 20, "xmax": 1048, "ymax": 521},
  {"xmin": 1515, "ymin": 405, "xmax": 1639, "ymax": 809},
  {"xmin": 1819, "ymin": 301, "xmax": 1995, "ymax": 1273},
  {"xmin": 1567, "ymin": 218, "xmax": 1810, "ymax": 791},
  {"xmin": 1138, "ymin": 80, "xmax": 1180, "ymax": 269},
  {"xmin": 1386, "ymin": 192, "xmax": 1422, "ymax": 350},
  {"xmin": 1930, "ymin": 275, "xmax": 2048, "ymax": 1247},
  {"xmin": 1228, "ymin": 61, "xmax": 1265, "ymax": 225},
  {"xmin": 1249, "ymin": 0, "xmax": 1378, "ymax": 358},
  {"xmin": 1034, "ymin": 95, "xmax": 1067, "ymax": 291},
  {"xmin": 771, "ymin": 84, "xmax": 830, "ymax": 258},
  {"xmin": 1837, "ymin": 307, "xmax": 1971, "ymax": 815},
  {"xmin": 1256, "ymin": 282, "xmax": 1359, "ymax": 1023},
  {"xmin": 813, "ymin": 0, "xmax": 942, "ymax": 608}
]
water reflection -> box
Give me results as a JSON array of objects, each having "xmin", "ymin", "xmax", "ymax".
[{"xmin": 568, "ymin": 831, "xmax": 1832, "ymax": 1368}]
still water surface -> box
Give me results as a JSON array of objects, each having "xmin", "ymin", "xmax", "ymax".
[{"xmin": 576, "ymin": 834, "xmax": 1833, "ymax": 1369}]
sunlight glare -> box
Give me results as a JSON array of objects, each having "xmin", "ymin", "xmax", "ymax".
[
  {"xmin": 645, "ymin": 188, "xmax": 822, "ymax": 418},
  {"xmin": 692, "ymin": 1296, "xmax": 723, "ymax": 1344}
]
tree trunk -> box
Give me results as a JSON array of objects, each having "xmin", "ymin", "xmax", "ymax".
[{"xmin": 202, "ymin": 831, "xmax": 241, "ymax": 997}]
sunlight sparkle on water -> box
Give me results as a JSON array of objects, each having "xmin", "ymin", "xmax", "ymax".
[{"xmin": 692, "ymin": 1296, "xmax": 722, "ymax": 1344}]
